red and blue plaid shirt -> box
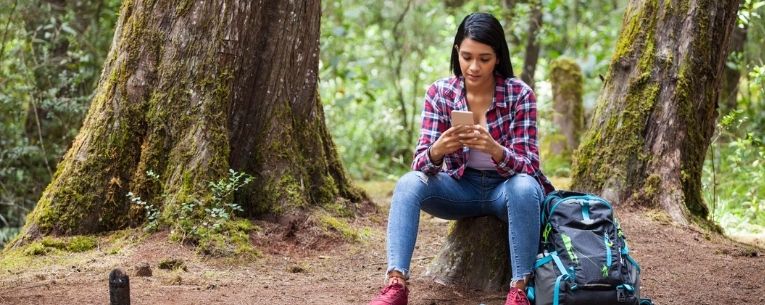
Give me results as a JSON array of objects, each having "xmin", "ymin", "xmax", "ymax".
[{"xmin": 411, "ymin": 75, "xmax": 555, "ymax": 194}]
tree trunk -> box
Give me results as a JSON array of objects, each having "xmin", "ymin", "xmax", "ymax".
[
  {"xmin": 571, "ymin": 0, "xmax": 740, "ymax": 226},
  {"xmin": 549, "ymin": 57, "xmax": 584, "ymax": 155},
  {"xmin": 520, "ymin": 0, "xmax": 543, "ymax": 89},
  {"xmin": 719, "ymin": 25, "xmax": 747, "ymax": 113},
  {"xmin": 13, "ymin": 0, "xmax": 366, "ymax": 244},
  {"xmin": 426, "ymin": 217, "xmax": 511, "ymax": 291},
  {"xmin": 500, "ymin": 0, "xmax": 520, "ymax": 48}
]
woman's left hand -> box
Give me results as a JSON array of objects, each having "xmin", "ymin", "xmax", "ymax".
[{"xmin": 458, "ymin": 125, "xmax": 505, "ymax": 162}]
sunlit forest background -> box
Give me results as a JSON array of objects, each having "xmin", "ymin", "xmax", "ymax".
[{"xmin": 1, "ymin": 0, "xmax": 764, "ymax": 247}]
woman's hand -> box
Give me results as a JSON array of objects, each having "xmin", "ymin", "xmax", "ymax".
[
  {"xmin": 430, "ymin": 125, "xmax": 472, "ymax": 163},
  {"xmin": 458, "ymin": 125, "xmax": 505, "ymax": 162}
]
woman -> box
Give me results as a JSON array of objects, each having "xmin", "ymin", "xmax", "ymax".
[{"xmin": 367, "ymin": 12, "xmax": 554, "ymax": 305}]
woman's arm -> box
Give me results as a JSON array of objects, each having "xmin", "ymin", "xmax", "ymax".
[{"xmin": 411, "ymin": 84, "xmax": 448, "ymax": 174}]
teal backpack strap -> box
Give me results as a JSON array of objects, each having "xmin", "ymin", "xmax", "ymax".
[
  {"xmin": 639, "ymin": 298, "xmax": 654, "ymax": 305},
  {"xmin": 549, "ymin": 252, "xmax": 572, "ymax": 305},
  {"xmin": 526, "ymin": 286, "xmax": 535, "ymax": 303},
  {"xmin": 552, "ymin": 273, "xmax": 569, "ymax": 305}
]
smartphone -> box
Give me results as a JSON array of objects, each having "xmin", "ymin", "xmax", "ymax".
[{"xmin": 451, "ymin": 110, "xmax": 474, "ymax": 126}]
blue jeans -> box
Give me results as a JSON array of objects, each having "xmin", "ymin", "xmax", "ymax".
[{"xmin": 386, "ymin": 169, "xmax": 544, "ymax": 282}]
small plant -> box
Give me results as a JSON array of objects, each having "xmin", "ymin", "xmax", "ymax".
[
  {"xmin": 127, "ymin": 170, "xmax": 164, "ymax": 232},
  {"xmin": 125, "ymin": 169, "xmax": 256, "ymax": 256},
  {"xmin": 166, "ymin": 170, "xmax": 256, "ymax": 256},
  {"xmin": 127, "ymin": 191, "xmax": 161, "ymax": 232},
  {"xmin": 205, "ymin": 169, "xmax": 252, "ymax": 230}
]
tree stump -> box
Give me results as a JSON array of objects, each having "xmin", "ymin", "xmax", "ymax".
[{"xmin": 426, "ymin": 216, "xmax": 511, "ymax": 291}]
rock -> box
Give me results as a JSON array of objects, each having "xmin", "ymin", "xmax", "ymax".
[{"xmin": 135, "ymin": 262, "xmax": 152, "ymax": 277}]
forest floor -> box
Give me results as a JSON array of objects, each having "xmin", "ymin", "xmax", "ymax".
[{"xmin": 1, "ymin": 181, "xmax": 764, "ymax": 305}]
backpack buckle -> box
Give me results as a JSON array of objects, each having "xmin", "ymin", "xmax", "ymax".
[{"xmin": 617, "ymin": 286, "xmax": 627, "ymax": 302}]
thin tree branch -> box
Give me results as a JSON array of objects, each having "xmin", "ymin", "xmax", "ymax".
[
  {"xmin": 0, "ymin": 0, "xmax": 19, "ymax": 63},
  {"xmin": 30, "ymin": 98, "xmax": 54, "ymax": 178},
  {"xmin": 389, "ymin": 0, "xmax": 413, "ymax": 133}
]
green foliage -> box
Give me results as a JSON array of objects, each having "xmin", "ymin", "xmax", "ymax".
[
  {"xmin": 319, "ymin": 0, "xmax": 626, "ymax": 181},
  {"xmin": 0, "ymin": 0, "xmax": 121, "ymax": 248},
  {"xmin": 702, "ymin": 3, "xmax": 765, "ymax": 236},
  {"xmin": 320, "ymin": 0, "xmax": 461, "ymax": 180},
  {"xmin": 127, "ymin": 191, "xmax": 161, "ymax": 232},
  {"xmin": 123, "ymin": 169, "xmax": 258, "ymax": 256},
  {"xmin": 166, "ymin": 169, "xmax": 257, "ymax": 257},
  {"xmin": 206, "ymin": 169, "xmax": 252, "ymax": 227},
  {"xmin": 704, "ymin": 111, "xmax": 765, "ymax": 235}
]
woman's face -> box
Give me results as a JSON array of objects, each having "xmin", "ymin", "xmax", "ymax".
[{"xmin": 456, "ymin": 38, "xmax": 498, "ymax": 88}]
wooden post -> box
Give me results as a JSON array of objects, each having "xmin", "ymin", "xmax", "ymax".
[{"xmin": 109, "ymin": 268, "xmax": 130, "ymax": 305}]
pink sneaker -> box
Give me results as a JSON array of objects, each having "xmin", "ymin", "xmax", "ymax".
[
  {"xmin": 504, "ymin": 287, "xmax": 531, "ymax": 305},
  {"xmin": 367, "ymin": 282, "xmax": 408, "ymax": 305}
]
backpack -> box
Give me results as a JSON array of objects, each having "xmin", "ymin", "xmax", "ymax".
[{"xmin": 526, "ymin": 190, "xmax": 653, "ymax": 305}]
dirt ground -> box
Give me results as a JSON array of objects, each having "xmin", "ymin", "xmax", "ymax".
[{"xmin": 1, "ymin": 181, "xmax": 764, "ymax": 305}]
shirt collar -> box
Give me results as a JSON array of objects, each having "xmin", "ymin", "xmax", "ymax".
[{"xmin": 454, "ymin": 74, "xmax": 509, "ymax": 110}]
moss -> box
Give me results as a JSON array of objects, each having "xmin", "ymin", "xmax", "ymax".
[
  {"xmin": 40, "ymin": 237, "xmax": 68, "ymax": 250},
  {"xmin": 645, "ymin": 209, "xmax": 673, "ymax": 225},
  {"xmin": 316, "ymin": 175, "xmax": 343, "ymax": 210},
  {"xmin": 643, "ymin": 174, "xmax": 661, "ymax": 198},
  {"xmin": 175, "ymin": 0, "xmax": 194, "ymax": 17},
  {"xmin": 23, "ymin": 243, "xmax": 50, "ymax": 256},
  {"xmin": 20, "ymin": 235, "xmax": 98, "ymax": 255},
  {"xmin": 253, "ymin": 173, "xmax": 310, "ymax": 215},
  {"xmin": 674, "ymin": 58, "xmax": 708, "ymax": 218},
  {"xmin": 193, "ymin": 219, "xmax": 259, "ymax": 258},
  {"xmin": 573, "ymin": 82, "xmax": 659, "ymax": 191},
  {"xmin": 158, "ymin": 258, "xmax": 187, "ymax": 271},
  {"xmin": 318, "ymin": 214, "xmax": 359, "ymax": 241},
  {"xmin": 611, "ymin": 0, "xmax": 658, "ymax": 62},
  {"xmin": 67, "ymin": 236, "xmax": 97, "ymax": 252},
  {"xmin": 572, "ymin": 0, "xmax": 660, "ymax": 194}
]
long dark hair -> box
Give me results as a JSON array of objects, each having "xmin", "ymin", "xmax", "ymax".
[{"xmin": 450, "ymin": 13, "xmax": 514, "ymax": 78}]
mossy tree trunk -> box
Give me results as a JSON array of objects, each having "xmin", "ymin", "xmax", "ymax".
[
  {"xmin": 549, "ymin": 57, "xmax": 584, "ymax": 156},
  {"xmin": 13, "ymin": 0, "xmax": 366, "ymax": 244},
  {"xmin": 571, "ymin": 0, "xmax": 740, "ymax": 225},
  {"xmin": 426, "ymin": 217, "xmax": 511, "ymax": 291}
]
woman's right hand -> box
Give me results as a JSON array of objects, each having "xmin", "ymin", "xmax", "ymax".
[{"xmin": 430, "ymin": 125, "xmax": 474, "ymax": 163}]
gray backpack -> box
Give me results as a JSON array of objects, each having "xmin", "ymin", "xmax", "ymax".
[{"xmin": 527, "ymin": 191, "xmax": 653, "ymax": 305}]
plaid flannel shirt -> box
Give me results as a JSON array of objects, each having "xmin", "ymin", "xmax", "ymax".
[{"xmin": 411, "ymin": 75, "xmax": 555, "ymax": 194}]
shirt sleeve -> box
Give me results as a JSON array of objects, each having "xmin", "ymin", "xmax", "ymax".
[
  {"xmin": 411, "ymin": 84, "xmax": 447, "ymax": 174},
  {"xmin": 495, "ymin": 88, "xmax": 541, "ymax": 177}
]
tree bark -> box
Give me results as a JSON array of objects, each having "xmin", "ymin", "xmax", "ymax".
[
  {"xmin": 519, "ymin": 0, "xmax": 543, "ymax": 88},
  {"xmin": 571, "ymin": 0, "xmax": 740, "ymax": 226},
  {"xmin": 13, "ymin": 0, "xmax": 366, "ymax": 243},
  {"xmin": 426, "ymin": 217, "xmax": 511, "ymax": 291},
  {"xmin": 549, "ymin": 57, "xmax": 584, "ymax": 155}
]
